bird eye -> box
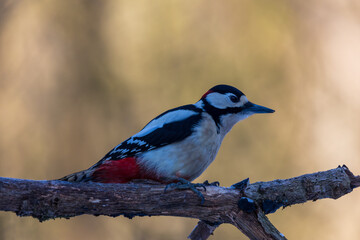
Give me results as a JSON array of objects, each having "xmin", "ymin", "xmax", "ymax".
[{"xmin": 230, "ymin": 95, "xmax": 239, "ymax": 103}]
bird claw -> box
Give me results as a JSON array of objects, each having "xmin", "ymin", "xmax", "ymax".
[
  {"xmin": 202, "ymin": 180, "xmax": 220, "ymax": 187},
  {"xmin": 164, "ymin": 178, "xmax": 206, "ymax": 204}
]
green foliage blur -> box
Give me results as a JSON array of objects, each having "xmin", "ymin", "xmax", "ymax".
[{"xmin": 1, "ymin": 1, "xmax": 360, "ymax": 239}]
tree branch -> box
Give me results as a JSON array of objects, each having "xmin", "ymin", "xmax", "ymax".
[{"xmin": 0, "ymin": 165, "xmax": 358, "ymax": 240}]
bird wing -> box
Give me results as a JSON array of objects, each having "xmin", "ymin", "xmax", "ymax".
[{"xmin": 100, "ymin": 105, "xmax": 203, "ymax": 161}]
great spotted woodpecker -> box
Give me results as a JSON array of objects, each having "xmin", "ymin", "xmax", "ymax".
[{"xmin": 59, "ymin": 85, "xmax": 274, "ymax": 195}]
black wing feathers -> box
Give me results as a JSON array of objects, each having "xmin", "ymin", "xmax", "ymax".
[
  {"xmin": 142, "ymin": 104, "xmax": 202, "ymax": 129},
  {"xmin": 135, "ymin": 114, "xmax": 201, "ymax": 148},
  {"xmin": 101, "ymin": 106, "xmax": 203, "ymax": 161}
]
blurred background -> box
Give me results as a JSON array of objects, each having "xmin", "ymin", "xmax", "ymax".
[{"xmin": 1, "ymin": 0, "xmax": 360, "ymax": 239}]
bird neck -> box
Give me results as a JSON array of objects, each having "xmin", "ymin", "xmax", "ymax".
[{"xmin": 196, "ymin": 99, "xmax": 250, "ymax": 137}]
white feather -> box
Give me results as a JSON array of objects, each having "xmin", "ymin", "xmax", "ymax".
[
  {"xmin": 126, "ymin": 138, "xmax": 148, "ymax": 146},
  {"xmin": 205, "ymin": 92, "xmax": 229, "ymax": 109},
  {"xmin": 219, "ymin": 112, "xmax": 252, "ymax": 135}
]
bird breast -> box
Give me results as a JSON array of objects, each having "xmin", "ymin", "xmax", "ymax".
[{"xmin": 139, "ymin": 113, "xmax": 222, "ymax": 182}]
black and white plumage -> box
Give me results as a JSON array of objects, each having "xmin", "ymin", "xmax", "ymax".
[
  {"xmin": 102, "ymin": 104, "xmax": 203, "ymax": 161},
  {"xmin": 59, "ymin": 84, "xmax": 274, "ymax": 183}
]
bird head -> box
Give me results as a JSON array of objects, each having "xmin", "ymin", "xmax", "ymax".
[{"xmin": 199, "ymin": 84, "xmax": 275, "ymax": 135}]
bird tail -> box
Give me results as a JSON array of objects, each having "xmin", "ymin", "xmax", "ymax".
[
  {"xmin": 58, "ymin": 168, "xmax": 95, "ymax": 182},
  {"xmin": 57, "ymin": 157, "xmax": 142, "ymax": 183}
]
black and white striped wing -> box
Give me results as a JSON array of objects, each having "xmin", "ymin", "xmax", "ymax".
[{"xmin": 102, "ymin": 104, "xmax": 203, "ymax": 161}]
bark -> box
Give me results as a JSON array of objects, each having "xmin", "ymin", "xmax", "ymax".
[{"xmin": 0, "ymin": 165, "xmax": 358, "ymax": 240}]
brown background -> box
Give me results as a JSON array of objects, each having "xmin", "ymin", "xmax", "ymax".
[{"xmin": 1, "ymin": 1, "xmax": 360, "ymax": 239}]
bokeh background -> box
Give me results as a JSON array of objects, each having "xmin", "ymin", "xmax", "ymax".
[{"xmin": 1, "ymin": 0, "xmax": 360, "ymax": 239}]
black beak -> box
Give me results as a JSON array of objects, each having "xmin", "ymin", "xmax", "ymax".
[{"xmin": 244, "ymin": 102, "xmax": 275, "ymax": 114}]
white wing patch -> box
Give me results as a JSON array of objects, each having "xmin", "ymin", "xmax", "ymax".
[
  {"xmin": 135, "ymin": 109, "xmax": 198, "ymax": 138},
  {"xmin": 126, "ymin": 138, "xmax": 148, "ymax": 146},
  {"xmin": 100, "ymin": 106, "xmax": 201, "ymax": 161},
  {"xmin": 108, "ymin": 146, "xmax": 130, "ymax": 155}
]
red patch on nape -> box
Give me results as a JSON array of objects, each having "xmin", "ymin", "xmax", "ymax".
[
  {"xmin": 201, "ymin": 90, "xmax": 213, "ymax": 99},
  {"xmin": 92, "ymin": 157, "xmax": 156, "ymax": 183}
]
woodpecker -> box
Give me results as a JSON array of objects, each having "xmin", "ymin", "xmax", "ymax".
[{"xmin": 59, "ymin": 85, "xmax": 274, "ymax": 191}]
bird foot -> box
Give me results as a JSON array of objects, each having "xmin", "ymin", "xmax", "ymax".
[
  {"xmin": 164, "ymin": 178, "xmax": 207, "ymax": 204},
  {"xmin": 202, "ymin": 180, "xmax": 220, "ymax": 187}
]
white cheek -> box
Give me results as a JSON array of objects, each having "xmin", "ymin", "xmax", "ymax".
[
  {"xmin": 207, "ymin": 93, "xmax": 249, "ymax": 109},
  {"xmin": 206, "ymin": 93, "xmax": 228, "ymax": 109}
]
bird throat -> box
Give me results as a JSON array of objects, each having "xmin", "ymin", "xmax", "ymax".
[{"xmin": 201, "ymin": 99, "xmax": 244, "ymax": 133}]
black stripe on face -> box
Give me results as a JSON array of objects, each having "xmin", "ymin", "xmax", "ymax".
[{"xmin": 202, "ymin": 99, "xmax": 244, "ymax": 130}]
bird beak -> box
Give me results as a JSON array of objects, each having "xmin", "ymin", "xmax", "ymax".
[{"xmin": 244, "ymin": 101, "xmax": 275, "ymax": 114}]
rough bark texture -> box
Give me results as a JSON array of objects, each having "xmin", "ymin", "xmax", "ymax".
[
  {"xmin": 244, "ymin": 166, "xmax": 354, "ymax": 206},
  {"xmin": 0, "ymin": 165, "xmax": 358, "ymax": 240}
]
